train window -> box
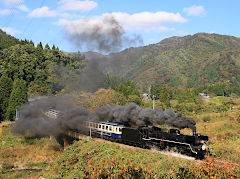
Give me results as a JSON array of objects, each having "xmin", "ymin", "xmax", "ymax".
[
  {"xmin": 109, "ymin": 126, "xmax": 112, "ymax": 131},
  {"xmin": 99, "ymin": 124, "xmax": 101, "ymax": 129},
  {"xmin": 102, "ymin": 125, "xmax": 105, "ymax": 129},
  {"xmin": 119, "ymin": 128, "xmax": 122, "ymax": 132},
  {"xmin": 106, "ymin": 126, "xmax": 108, "ymax": 130}
]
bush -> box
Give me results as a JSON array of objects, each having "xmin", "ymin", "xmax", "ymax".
[
  {"xmin": 1, "ymin": 161, "xmax": 14, "ymax": 174},
  {"xmin": 45, "ymin": 140, "xmax": 191, "ymax": 178},
  {"xmin": 190, "ymin": 157, "xmax": 239, "ymax": 178},
  {"xmin": 127, "ymin": 95, "xmax": 142, "ymax": 106},
  {"xmin": 202, "ymin": 116, "xmax": 211, "ymax": 122}
]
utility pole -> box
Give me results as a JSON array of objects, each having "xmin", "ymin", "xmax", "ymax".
[{"xmin": 152, "ymin": 95, "xmax": 156, "ymax": 110}]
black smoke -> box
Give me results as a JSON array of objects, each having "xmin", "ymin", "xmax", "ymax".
[
  {"xmin": 53, "ymin": 60, "xmax": 108, "ymax": 93},
  {"xmin": 95, "ymin": 103, "xmax": 196, "ymax": 131},
  {"xmin": 13, "ymin": 96, "xmax": 196, "ymax": 138},
  {"xmin": 64, "ymin": 15, "xmax": 143, "ymax": 53},
  {"xmin": 12, "ymin": 96, "xmax": 72, "ymax": 137},
  {"xmin": 75, "ymin": 61, "xmax": 108, "ymax": 92}
]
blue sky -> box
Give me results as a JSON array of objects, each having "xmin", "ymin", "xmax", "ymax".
[{"xmin": 0, "ymin": 0, "xmax": 239, "ymax": 53}]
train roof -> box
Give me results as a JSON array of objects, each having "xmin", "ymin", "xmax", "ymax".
[{"xmin": 99, "ymin": 122, "xmax": 124, "ymax": 127}]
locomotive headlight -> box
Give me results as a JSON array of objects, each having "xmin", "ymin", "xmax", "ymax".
[{"xmin": 202, "ymin": 144, "xmax": 206, "ymax": 150}]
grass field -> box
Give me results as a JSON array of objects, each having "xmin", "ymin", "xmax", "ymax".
[{"xmin": 0, "ymin": 96, "xmax": 240, "ymax": 178}]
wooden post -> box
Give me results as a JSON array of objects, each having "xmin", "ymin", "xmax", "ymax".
[
  {"xmin": 0, "ymin": 125, "xmax": 2, "ymax": 136},
  {"xmin": 64, "ymin": 138, "xmax": 69, "ymax": 148}
]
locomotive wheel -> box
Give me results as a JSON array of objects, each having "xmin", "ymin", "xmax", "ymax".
[
  {"xmin": 141, "ymin": 143, "xmax": 147, "ymax": 149},
  {"xmin": 196, "ymin": 154, "xmax": 205, "ymax": 160}
]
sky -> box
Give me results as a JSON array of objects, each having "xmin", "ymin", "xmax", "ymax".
[{"xmin": 0, "ymin": 0, "xmax": 239, "ymax": 53}]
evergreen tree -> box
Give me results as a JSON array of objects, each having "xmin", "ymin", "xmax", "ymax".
[
  {"xmin": 106, "ymin": 74, "xmax": 125, "ymax": 90},
  {"xmin": 0, "ymin": 75, "xmax": 13, "ymax": 121},
  {"xmin": 6, "ymin": 79, "xmax": 27, "ymax": 121},
  {"xmin": 45, "ymin": 43, "xmax": 50, "ymax": 50},
  {"xmin": 160, "ymin": 85, "xmax": 171, "ymax": 108},
  {"xmin": 30, "ymin": 40, "xmax": 34, "ymax": 46},
  {"xmin": 37, "ymin": 42, "xmax": 43, "ymax": 50},
  {"xmin": 150, "ymin": 84, "xmax": 161, "ymax": 99}
]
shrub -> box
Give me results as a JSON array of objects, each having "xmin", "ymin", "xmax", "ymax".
[
  {"xmin": 192, "ymin": 157, "xmax": 239, "ymax": 178},
  {"xmin": 1, "ymin": 161, "xmax": 14, "ymax": 174},
  {"xmin": 202, "ymin": 116, "xmax": 211, "ymax": 122},
  {"xmin": 127, "ymin": 95, "xmax": 142, "ymax": 106}
]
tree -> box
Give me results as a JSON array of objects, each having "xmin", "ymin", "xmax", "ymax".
[
  {"xmin": 6, "ymin": 79, "xmax": 27, "ymax": 121},
  {"xmin": 117, "ymin": 80, "xmax": 140, "ymax": 97},
  {"xmin": 37, "ymin": 42, "xmax": 43, "ymax": 50},
  {"xmin": 150, "ymin": 84, "xmax": 161, "ymax": 99},
  {"xmin": 160, "ymin": 85, "xmax": 171, "ymax": 108},
  {"xmin": 0, "ymin": 75, "xmax": 13, "ymax": 121},
  {"xmin": 45, "ymin": 43, "xmax": 50, "ymax": 50},
  {"xmin": 29, "ymin": 40, "xmax": 34, "ymax": 46},
  {"xmin": 73, "ymin": 89, "xmax": 127, "ymax": 109},
  {"xmin": 127, "ymin": 95, "xmax": 142, "ymax": 105},
  {"xmin": 106, "ymin": 74, "xmax": 125, "ymax": 90}
]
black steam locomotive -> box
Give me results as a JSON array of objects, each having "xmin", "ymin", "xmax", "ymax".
[
  {"xmin": 44, "ymin": 110, "xmax": 209, "ymax": 159},
  {"xmin": 86, "ymin": 122, "xmax": 210, "ymax": 159}
]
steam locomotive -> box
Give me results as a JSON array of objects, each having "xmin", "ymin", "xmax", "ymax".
[
  {"xmin": 45, "ymin": 109, "xmax": 210, "ymax": 159},
  {"xmin": 86, "ymin": 121, "xmax": 209, "ymax": 159}
]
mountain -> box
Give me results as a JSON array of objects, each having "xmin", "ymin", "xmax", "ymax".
[
  {"xmin": 94, "ymin": 33, "xmax": 240, "ymax": 88},
  {"xmin": 82, "ymin": 51, "xmax": 107, "ymax": 60}
]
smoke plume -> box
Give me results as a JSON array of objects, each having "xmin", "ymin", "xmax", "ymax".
[
  {"xmin": 59, "ymin": 15, "xmax": 143, "ymax": 53},
  {"xmin": 95, "ymin": 103, "xmax": 196, "ymax": 131},
  {"xmin": 13, "ymin": 96, "xmax": 196, "ymax": 138},
  {"xmin": 75, "ymin": 61, "xmax": 108, "ymax": 92},
  {"xmin": 53, "ymin": 60, "xmax": 107, "ymax": 93}
]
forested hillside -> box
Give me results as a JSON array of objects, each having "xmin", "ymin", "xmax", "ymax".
[
  {"xmin": 97, "ymin": 33, "xmax": 240, "ymax": 90},
  {"xmin": 0, "ymin": 29, "xmax": 87, "ymax": 121},
  {"xmin": 0, "ymin": 29, "xmax": 87, "ymax": 95},
  {"xmin": 0, "ymin": 29, "xmax": 27, "ymax": 50}
]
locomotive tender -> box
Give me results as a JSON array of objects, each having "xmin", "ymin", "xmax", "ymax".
[{"xmin": 86, "ymin": 121, "xmax": 209, "ymax": 159}]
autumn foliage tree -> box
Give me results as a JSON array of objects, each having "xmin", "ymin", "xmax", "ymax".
[{"xmin": 73, "ymin": 88, "xmax": 127, "ymax": 110}]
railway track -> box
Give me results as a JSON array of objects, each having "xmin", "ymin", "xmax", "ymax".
[{"xmin": 63, "ymin": 130, "xmax": 240, "ymax": 167}]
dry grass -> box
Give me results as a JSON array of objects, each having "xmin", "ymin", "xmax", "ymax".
[{"xmin": 0, "ymin": 126, "xmax": 62, "ymax": 178}]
